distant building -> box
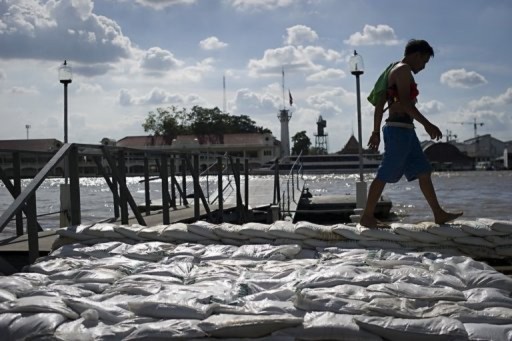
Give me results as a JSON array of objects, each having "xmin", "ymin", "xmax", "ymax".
[
  {"xmin": 423, "ymin": 142, "xmax": 474, "ymax": 171},
  {"xmin": 452, "ymin": 134, "xmax": 505, "ymax": 163},
  {"xmin": 335, "ymin": 135, "xmax": 379, "ymax": 155}
]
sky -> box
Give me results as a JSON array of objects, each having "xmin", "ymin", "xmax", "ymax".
[{"xmin": 1, "ymin": 0, "xmax": 511, "ymax": 153}]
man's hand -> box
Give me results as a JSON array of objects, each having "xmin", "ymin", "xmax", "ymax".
[
  {"xmin": 425, "ymin": 122, "xmax": 443, "ymax": 141},
  {"xmin": 367, "ymin": 132, "xmax": 380, "ymax": 150}
]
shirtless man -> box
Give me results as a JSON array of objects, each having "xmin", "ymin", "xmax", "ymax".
[{"xmin": 360, "ymin": 39, "xmax": 463, "ymax": 228}]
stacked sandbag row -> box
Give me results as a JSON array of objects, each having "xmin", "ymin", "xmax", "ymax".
[
  {"xmin": 1, "ymin": 242, "xmax": 512, "ymax": 340},
  {"xmin": 55, "ymin": 217, "xmax": 512, "ymax": 259}
]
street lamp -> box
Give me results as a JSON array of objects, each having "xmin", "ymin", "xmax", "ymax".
[
  {"xmin": 349, "ymin": 50, "xmax": 367, "ymax": 208},
  {"xmin": 59, "ymin": 60, "xmax": 72, "ymax": 144}
]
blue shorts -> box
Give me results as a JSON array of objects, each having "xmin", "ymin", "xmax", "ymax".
[{"xmin": 376, "ymin": 125, "xmax": 432, "ymax": 183}]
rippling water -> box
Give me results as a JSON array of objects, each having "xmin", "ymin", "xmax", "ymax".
[{"xmin": 1, "ymin": 171, "xmax": 511, "ymax": 239}]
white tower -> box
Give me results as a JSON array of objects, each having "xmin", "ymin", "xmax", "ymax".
[
  {"xmin": 278, "ymin": 68, "xmax": 292, "ymax": 157},
  {"xmin": 278, "ymin": 108, "xmax": 291, "ymax": 157}
]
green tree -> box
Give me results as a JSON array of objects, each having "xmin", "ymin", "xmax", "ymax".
[{"xmin": 291, "ymin": 131, "xmax": 311, "ymax": 155}]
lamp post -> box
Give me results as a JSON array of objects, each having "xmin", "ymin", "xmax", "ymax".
[
  {"xmin": 59, "ymin": 60, "xmax": 72, "ymax": 144},
  {"xmin": 349, "ymin": 50, "xmax": 367, "ymax": 208}
]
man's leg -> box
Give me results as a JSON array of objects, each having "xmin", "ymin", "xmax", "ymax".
[
  {"xmin": 417, "ymin": 173, "xmax": 463, "ymax": 224},
  {"xmin": 359, "ymin": 178, "xmax": 386, "ymax": 227}
]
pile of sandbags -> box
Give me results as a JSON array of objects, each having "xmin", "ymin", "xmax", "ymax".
[
  {"xmin": 54, "ymin": 218, "xmax": 512, "ymax": 259},
  {"xmin": 1, "ymin": 237, "xmax": 512, "ymax": 339}
]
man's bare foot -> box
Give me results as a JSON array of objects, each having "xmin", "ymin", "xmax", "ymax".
[
  {"xmin": 359, "ymin": 215, "xmax": 391, "ymax": 229},
  {"xmin": 434, "ymin": 210, "xmax": 463, "ymax": 225}
]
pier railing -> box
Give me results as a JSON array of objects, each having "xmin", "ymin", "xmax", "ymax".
[
  {"xmin": 0, "ymin": 144, "xmax": 259, "ymax": 263},
  {"xmin": 279, "ymin": 150, "xmax": 305, "ymax": 219}
]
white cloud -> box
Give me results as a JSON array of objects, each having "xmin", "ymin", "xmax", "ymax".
[
  {"xmin": 8, "ymin": 86, "xmax": 39, "ymax": 95},
  {"xmin": 140, "ymin": 47, "xmax": 184, "ymax": 71},
  {"xmin": 344, "ymin": 24, "xmax": 401, "ymax": 46},
  {"xmin": 230, "ymin": 88, "xmax": 280, "ymax": 114},
  {"xmin": 227, "ymin": 0, "xmax": 293, "ymax": 11},
  {"xmin": 306, "ymin": 68, "xmax": 346, "ymax": 82},
  {"xmin": 248, "ymin": 45, "xmax": 341, "ymax": 77},
  {"xmin": 0, "ymin": 68, "xmax": 5, "ymax": 80},
  {"xmin": 119, "ymin": 87, "xmax": 206, "ymax": 106},
  {"xmin": 199, "ymin": 36, "xmax": 228, "ymax": 50},
  {"xmin": 440, "ymin": 68, "xmax": 488, "ymax": 88},
  {"xmin": 417, "ymin": 100, "xmax": 444, "ymax": 115},
  {"xmin": 468, "ymin": 87, "xmax": 512, "ymax": 110},
  {"xmin": 306, "ymin": 88, "xmax": 350, "ymax": 115},
  {"xmin": 0, "ymin": 0, "xmax": 132, "ymax": 64},
  {"xmin": 76, "ymin": 82, "xmax": 103, "ymax": 94},
  {"xmin": 284, "ymin": 25, "xmax": 318, "ymax": 46},
  {"xmin": 133, "ymin": 0, "xmax": 196, "ymax": 10}
]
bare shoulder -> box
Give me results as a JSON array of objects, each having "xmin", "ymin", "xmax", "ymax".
[{"xmin": 390, "ymin": 63, "xmax": 413, "ymax": 83}]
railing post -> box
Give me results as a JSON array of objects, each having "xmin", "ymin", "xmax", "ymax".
[
  {"xmin": 118, "ymin": 150, "xmax": 128, "ymax": 224},
  {"xmin": 273, "ymin": 159, "xmax": 280, "ymax": 205},
  {"xmin": 26, "ymin": 193, "xmax": 38, "ymax": 264},
  {"xmin": 161, "ymin": 153, "xmax": 170, "ymax": 225},
  {"xmin": 244, "ymin": 158, "xmax": 249, "ymax": 215},
  {"xmin": 13, "ymin": 152, "xmax": 23, "ymax": 236},
  {"xmin": 170, "ymin": 155, "xmax": 177, "ymax": 209},
  {"xmin": 68, "ymin": 145, "xmax": 81, "ymax": 225},
  {"xmin": 217, "ymin": 156, "xmax": 223, "ymax": 223},
  {"xmin": 193, "ymin": 154, "xmax": 200, "ymax": 220},
  {"xmin": 181, "ymin": 153, "xmax": 187, "ymax": 205},
  {"xmin": 144, "ymin": 153, "xmax": 151, "ymax": 216}
]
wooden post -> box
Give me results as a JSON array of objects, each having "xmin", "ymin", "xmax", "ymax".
[
  {"xmin": 161, "ymin": 153, "xmax": 170, "ymax": 225},
  {"xmin": 193, "ymin": 154, "xmax": 200, "ymax": 220},
  {"xmin": 181, "ymin": 153, "xmax": 187, "ymax": 205},
  {"xmin": 68, "ymin": 145, "xmax": 81, "ymax": 226},
  {"xmin": 217, "ymin": 156, "xmax": 223, "ymax": 223},
  {"xmin": 143, "ymin": 153, "xmax": 151, "ymax": 216},
  {"xmin": 117, "ymin": 150, "xmax": 128, "ymax": 224},
  {"xmin": 170, "ymin": 156, "xmax": 177, "ymax": 209},
  {"xmin": 273, "ymin": 159, "xmax": 280, "ymax": 205},
  {"xmin": 26, "ymin": 193, "xmax": 38, "ymax": 264},
  {"xmin": 13, "ymin": 152, "xmax": 23, "ymax": 236},
  {"xmin": 244, "ymin": 158, "xmax": 249, "ymax": 215}
]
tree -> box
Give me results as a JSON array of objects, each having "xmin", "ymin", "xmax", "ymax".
[
  {"xmin": 291, "ymin": 131, "xmax": 311, "ymax": 155},
  {"xmin": 142, "ymin": 106, "xmax": 272, "ymax": 140}
]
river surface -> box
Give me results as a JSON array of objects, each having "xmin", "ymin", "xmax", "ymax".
[{"xmin": 1, "ymin": 171, "xmax": 511, "ymax": 240}]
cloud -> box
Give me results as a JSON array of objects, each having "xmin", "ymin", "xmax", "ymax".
[
  {"xmin": 230, "ymin": 88, "xmax": 280, "ymax": 115},
  {"xmin": 118, "ymin": 87, "xmax": 206, "ymax": 106},
  {"xmin": 140, "ymin": 47, "xmax": 184, "ymax": 71},
  {"xmin": 344, "ymin": 24, "xmax": 401, "ymax": 46},
  {"xmin": 306, "ymin": 68, "xmax": 346, "ymax": 82},
  {"xmin": 468, "ymin": 87, "xmax": 512, "ymax": 110},
  {"xmin": 306, "ymin": 88, "xmax": 350, "ymax": 115},
  {"xmin": 284, "ymin": 25, "xmax": 318, "ymax": 46},
  {"xmin": 132, "ymin": 0, "xmax": 196, "ymax": 10},
  {"xmin": 0, "ymin": 68, "xmax": 5, "ymax": 80},
  {"xmin": 8, "ymin": 86, "xmax": 39, "ymax": 95},
  {"xmin": 199, "ymin": 36, "xmax": 228, "ymax": 50},
  {"xmin": 248, "ymin": 45, "xmax": 341, "ymax": 76},
  {"xmin": 76, "ymin": 82, "xmax": 103, "ymax": 94},
  {"xmin": 440, "ymin": 68, "xmax": 488, "ymax": 88},
  {"xmin": 227, "ymin": 0, "xmax": 293, "ymax": 11},
  {"xmin": 417, "ymin": 100, "xmax": 444, "ymax": 115},
  {"xmin": 72, "ymin": 63, "xmax": 113, "ymax": 77},
  {"xmin": 0, "ymin": 0, "xmax": 132, "ymax": 63}
]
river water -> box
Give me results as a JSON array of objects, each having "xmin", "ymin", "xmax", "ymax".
[{"xmin": 1, "ymin": 171, "xmax": 511, "ymax": 240}]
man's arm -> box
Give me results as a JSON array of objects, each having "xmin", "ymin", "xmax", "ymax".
[{"xmin": 367, "ymin": 96, "xmax": 385, "ymax": 150}]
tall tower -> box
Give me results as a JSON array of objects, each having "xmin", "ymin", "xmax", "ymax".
[
  {"xmin": 278, "ymin": 67, "xmax": 292, "ymax": 157},
  {"xmin": 314, "ymin": 116, "xmax": 328, "ymax": 154}
]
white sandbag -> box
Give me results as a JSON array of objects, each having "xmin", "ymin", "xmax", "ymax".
[
  {"xmin": 200, "ymin": 244, "xmax": 238, "ymax": 260},
  {"xmin": 84, "ymin": 223, "xmax": 124, "ymax": 239},
  {"xmin": 358, "ymin": 225, "xmax": 412, "ymax": 242},
  {"xmin": 332, "ymin": 224, "xmax": 377, "ymax": 240},
  {"xmin": 137, "ymin": 225, "xmax": 168, "ymax": 241},
  {"xmin": 496, "ymin": 246, "xmax": 512, "ymax": 257},
  {"xmin": 53, "ymin": 317, "xmax": 94, "ymax": 341},
  {"xmin": 485, "ymin": 235, "xmax": 512, "ymax": 246},
  {"xmin": 65, "ymin": 241, "xmax": 125, "ymax": 259},
  {"xmin": 294, "ymin": 291, "xmax": 368, "ymax": 315},
  {"xmin": 462, "ymin": 287, "xmax": 512, "ymax": 310},
  {"xmin": 187, "ymin": 220, "xmax": 221, "ymax": 240},
  {"xmin": 0, "ymin": 288, "xmax": 16, "ymax": 302},
  {"xmin": 431, "ymin": 272, "xmax": 467, "ymax": 290},
  {"xmin": 128, "ymin": 295, "xmax": 215, "ymax": 319},
  {"xmin": 5, "ymin": 295, "xmax": 79, "ymax": 319},
  {"xmin": 216, "ymin": 299, "xmax": 302, "ymax": 317},
  {"xmin": 450, "ymin": 307, "xmax": 512, "ymax": 325},
  {"xmin": 268, "ymin": 220, "xmax": 306, "ymax": 240},
  {"xmin": 162, "ymin": 223, "xmax": 206, "ymax": 242},
  {"xmin": 0, "ymin": 276, "xmax": 34, "ymax": 296},
  {"xmin": 358, "ymin": 240, "xmax": 402, "ymax": 249},
  {"xmin": 232, "ymin": 244, "xmax": 301, "ymax": 260},
  {"xmin": 463, "ymin": 323, "xmax": 512, "ymax": 341},
  {"xmin": 239, "ymin": 222, "xmax": 272, "ymax": 238},
  {"xmin": 249, "ymin": 237, "xmax": 273, "ymax": 244},
  {"xmin": 354, "ymin": 316, "xmax": 468, "ymax": 341},
  {"xmin": 297, "ymin": 265, "xmax": 390, "ymax": 289},
  {"xmin": 122, "ymin": 241, "xmax": 176, "ymax": 261},
  {"xmin": 463, "ymin": 269, "xmax": 512, "ymax": 291},
  {"xmin": 213, "ymin": 222, "xmax": 250, "ymax": 240},
  {"xmin": 454, "ymin": 219, "xmax": 510, "ymax": 237},
  {"xmin": 295, "ymin": 221, "xmax": 344, "ymax": 241},
  {"xmin": 391, "ymin": 223, "xmax": 447, "ymax": 243},
  {"xmin": 275, "ymin": 311, "xmax": 382, "ymax": 341},
  {"xmin": 477, "ymin": 218, "xmax": 512, "ymax": 233},
  {"xmin": 366, "ymin": 282, "xmax": 465, "ymax": 301},
  {"xmin": 124, "ymin": 319, "xmax": 206, "ymax": 340},
  {"xmin": 27, "ymin": 257, "xmax": 90, "ymax": 276},
  {"xmin": 49, "ymin": 267, "xmax": 125, "ymax": 284},
  {"xmin": 197, "ymin": 313, "xmax": 303, "ymax": 338},
  {"xmin": 3, "ymin": 312, "xmax": 67, "ymax": 340},
  {"xmin": 114, "ymin": 224, "xmax": 146, "ymax": 241},
  {"xmin": 169, "ymin": 243, "xmax": 206, "ymax": 257},
  {"xmin": 63, "ymin": 296, "xmax": 134, "ymax": 323},
  {"xmin": 221, "ymin": 238, "xmax": 246, "ymax": 246},
  {"xmin": 302, "ymin": 239, "xmax": 360, "ymax": 249},
  {"xmin": 57, "ymin": 225, "xmax": 98, "ymax": 241},
  {"xmin": 424, "ymin": 222, "xmax": 471, "ymax": 238},
  {"xmin": 453, "ymin": 236, "xmax": 494, "ymax": 248}
]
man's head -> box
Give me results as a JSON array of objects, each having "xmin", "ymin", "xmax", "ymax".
[{"xmin": 404, "ymin": 39, "xmax": 434, "ymax": 74}]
